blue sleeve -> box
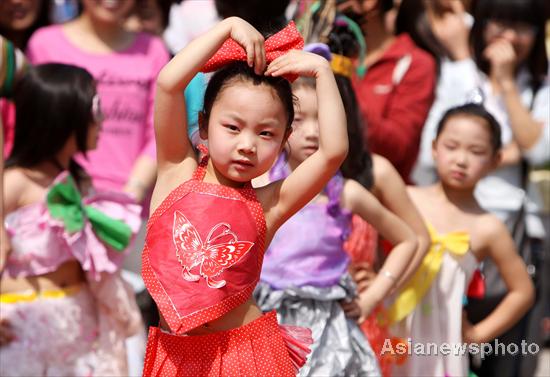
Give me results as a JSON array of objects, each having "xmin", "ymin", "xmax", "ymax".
[{"xmin": 184, "ymin": 73, "xmax": 206, "ymax": 138}]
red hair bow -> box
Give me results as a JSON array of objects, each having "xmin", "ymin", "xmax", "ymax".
[{"xmin": 202, "ymin": 21, "xmax": 304, "ymax": 82}]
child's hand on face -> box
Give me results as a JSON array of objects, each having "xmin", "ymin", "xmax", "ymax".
[
  {"xmin": 483, "ymin": 39, "xmax": 517, "ymax": 88},
  {"xmin": 265, "ymin": 50, "xmax": 331, "ymax": 79},
  {"xmin": 429, "ymin": 0, "xmax": 470, "ymax": 61},
  {"xmin": 225, "ymin": 17, "xmax": 266, "ymax": 75}
]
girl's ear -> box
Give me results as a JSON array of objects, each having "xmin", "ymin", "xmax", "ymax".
[{"xmin": 198, "ymin": 111, "xmax": 208, "ymax": 140}]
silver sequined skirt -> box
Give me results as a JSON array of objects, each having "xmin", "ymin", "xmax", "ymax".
[{"xmin": 254, "ymin": 275, "xmax": 381, "ymax": 377}]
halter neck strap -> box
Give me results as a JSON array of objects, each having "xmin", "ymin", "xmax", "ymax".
[{"xmin": 192, "ymin": 144, "xmax": 209, "ymax": 181}]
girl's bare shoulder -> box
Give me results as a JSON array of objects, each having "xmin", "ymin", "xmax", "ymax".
[
  {"xmin": 3, "ymin": 168, "xmax": 29, "ymax": 191},
  {"xmin": 469, "ymin": 212, "xmax": 511, "ymax": 258},
  {"xmin": 405, "ymin": 184, "xmax": 431, "ymax": 202}
]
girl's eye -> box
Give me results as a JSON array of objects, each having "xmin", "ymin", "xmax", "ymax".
[
  {"xmin": 225, "ymin": 124, "xmax": 239, "ymax": 132},
  {"xmin": 471, "ymin": 149, "xmax": 487, "ymax": 155},
  {"xmin": 444, "ymin": 143, "xmax": 457, "ymax": 150},
  {"xmin": 260, "ymin": 131, "xmax": 274, "ymax": 137}
]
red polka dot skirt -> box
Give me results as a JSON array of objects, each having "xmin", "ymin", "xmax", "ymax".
[{"xmin": 142, "ymin": 311, "xmax": 311, "ymax": 376}]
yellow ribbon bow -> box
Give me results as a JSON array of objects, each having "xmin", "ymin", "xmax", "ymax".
[{"xmin": 385, "ymin": 223, "xmax": 470, "ymax": 325}]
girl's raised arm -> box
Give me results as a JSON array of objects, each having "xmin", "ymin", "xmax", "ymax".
[
  {"xmin": 263, "ymin": 51, "xmax": 348, "ymax": 231},
  {"xmin": 155, "ymin": 17, "xmax": 266, "ymax": 169}
]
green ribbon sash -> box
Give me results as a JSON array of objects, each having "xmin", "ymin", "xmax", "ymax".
[{"xmin": 46, "ymin": 175, "xmax": 132, "ymax": 251}]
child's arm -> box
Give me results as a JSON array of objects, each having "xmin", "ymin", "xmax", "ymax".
[
  {"xmin": 154, "ymin": 17, "xmax": 266, "ymax": 170},
  {"xmin": 262, "ymin": 51, "xmax": 348, "ymax": 234},
  {"xmin": 371, "ymin": 155, "xmax": 430, "ymax": 289},
  {"xmin": 463, "ymin": 215, "xmax": 535, "ymax": 344},
  {"xmin": 341, "ymin": 180, "xmax": 418, "ymax": 320}
]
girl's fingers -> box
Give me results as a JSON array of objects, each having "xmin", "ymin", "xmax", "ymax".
[
  {"xmin": 257, "ymin": 42, "xmax": 266, "ymax": 74},
  {"xmin": 245, "ymin": 42, "xmax": 255, "ymax": 68}
]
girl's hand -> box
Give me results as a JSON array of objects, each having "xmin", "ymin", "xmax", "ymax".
[
  {"xmin": 484, "ymin": 39, "xmax": 517, "ymax": 90},
  {"xmin": 429, "ymin": 0, "xmax": 470, "ymax": 60},
  {"xmin": 462, "ymin": 311, "xmax": 483, "ymax": 344},
  {"xmin": 340, "ymin": 298, "xmax": 370, "ymax": 323},
  {"xmin": 265, "ymin": 50, "xmax": 331, "ymax": 79},
  {"xmin": 0, "ymin": 319, "xmax": 14, "ymax": 347},
  {"xmin": 225, "ymin": 17, "xmax": 266, "ymax": 74},
  {"xmin": 349, "ymin": 262, "xmax": 377, "ymax": 293}
]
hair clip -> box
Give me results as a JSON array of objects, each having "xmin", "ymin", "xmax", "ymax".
[
  {"xmin": 464, "ymin": 87, "xmax": 485, "ymax": 106},
  {"xmin": 304, "ymin": 42, "xmax": 333, "ymax": 61},
  {"xmin": 92, "ymin": 94, "xmax": 104, "ymax": 123},
  {"xmin": 334, "ymin": 15, "xmax": 367, "ymax": 78}
]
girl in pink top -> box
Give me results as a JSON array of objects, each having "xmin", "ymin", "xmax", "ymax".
[{"xmin": 26, "ymin": 0, "xmax": 170, "ymax": 203}]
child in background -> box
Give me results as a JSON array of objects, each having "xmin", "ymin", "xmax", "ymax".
[
  {"xmin": 141, "ymin": 17, "xmax": 347, "ymax": 376},
  {"xmin": 26, "ymin": 0, "xmax": 170, "ymax": 203},
  {"xmin": 391, "ymin": 104, "xmax": 535, "ymax": 376},
  {"xmin": 1, "ymin": 36, "xmax": 28, "ymax": 275},
  {"xmin": 255, "ymin": 70, "xmax": 418, "ymax": 375},
  {"xmin": 292, "ymin": 6, "xmax": 431, "ymax": 374},
  {"xmin": 26, "ymin": 5, "xmax": 170, "ymax": 368},
  {"xmin": 0, "ymin": 63, "xmax": 142, "ymax": 376}
]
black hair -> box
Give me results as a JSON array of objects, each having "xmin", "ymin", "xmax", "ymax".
[
  {"xmin": 328, "ymin": 22, "xmax": 374, "ymax": 189},
  {"xmin": 336, "ymin": 0, "xmax": 395, "ymax": 32},
  {"xmin": 134, "ymin": 0, "xmax": 175, "ymax": 31},
  {"xmin": 0, "ymin": 0, "xmax": 50, "ymax": 51},
  {"xmin": 215, "ymin": 0, "xmax": 290, "ymax": 36},
  {"xmin": 6, "ymin": 63, "xmax": 97, "ymax": 184},
  {"xmin": 298, "ymin": 2, "xmax": 375, "ymax": 189},
  {"xmin": 395, "ymin": 0, "xmax": 450, "ymax": 69},
  {"xmin": 470, "ymin": 0, "xmax": 548, "ymax": 91},
  {"xmin": 436, "ymin": 103, "xmax": 502, "ymax": 153},
  {"xmin": 201, "ymin": 61, "xmax": 294, "ymax": 131}
]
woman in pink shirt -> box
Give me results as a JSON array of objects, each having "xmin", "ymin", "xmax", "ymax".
[{"xmin": 27, "ymin": 0, "xmax": 170, "ymax": 202}]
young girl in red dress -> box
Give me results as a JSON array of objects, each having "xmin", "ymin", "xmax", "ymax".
[{"xmin": 141, "ymin": 17, "xmax": 349, "ymax": 376}]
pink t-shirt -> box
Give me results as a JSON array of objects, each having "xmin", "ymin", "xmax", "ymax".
[{"xmin": 27, "ymin": 25, "xmax": 169, "ymax": 192}]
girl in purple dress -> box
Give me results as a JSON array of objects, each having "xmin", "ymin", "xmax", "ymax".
[{"xmin": 255, "ymin": 74, "xmax": 418, "ymax": 376}]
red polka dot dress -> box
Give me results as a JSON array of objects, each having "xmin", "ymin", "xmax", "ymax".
[{"xmin": 142, "ymin": 146, "xmax": 312, "ymax": 376}]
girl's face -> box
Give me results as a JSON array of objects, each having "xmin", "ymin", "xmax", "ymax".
[
  {"xmin": 202, "ymin": 82, "xmax": 289, "ymax": 186},
  {"xmin": 125, "ymin": 0, "xmax": 164, "ymax": 35},
  {"xmin": 483, "ymin": 19, "xmax": 537, "ymax": 64},
  {"xmin": 81, "ymin": 0, "xmax": 135, "ymax": 24},
  {"xmin": 0, "ymin": 0, "xmax": 42, "ymax": 31},
  {"xmin": 433, "ymin": 115, "xmax": 500, "ymax": 189},
  {"xmin": 287, "ymin": 86, "xmax": 319, "ymax": 169}
]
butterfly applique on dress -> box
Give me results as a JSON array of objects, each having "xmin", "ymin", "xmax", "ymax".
[{"xmin": 172, "ymin": 210, "xmax": 254, "ymax": 289}]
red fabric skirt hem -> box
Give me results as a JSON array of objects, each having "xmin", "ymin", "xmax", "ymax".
[{"xmin": 142, "ymin": 311, "xmax": 310, "ymax": 377}]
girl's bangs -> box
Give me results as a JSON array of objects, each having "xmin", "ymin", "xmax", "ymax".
[{"xmin": 480, "ymin": 0, "xmax": 540, "ymax": 25}]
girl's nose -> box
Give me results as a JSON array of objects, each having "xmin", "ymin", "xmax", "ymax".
[
  {"xmin": 237, "ymin": 134, "xmax": 256, "ymax": 154},
  {"xmin": 456, "ymin": 151, "xmax": 468, "ymax": 166},
  {"xmin": 302, "ymin": 121, "xmax": 320, "ymax": 139}
]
